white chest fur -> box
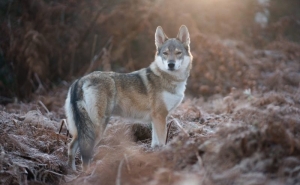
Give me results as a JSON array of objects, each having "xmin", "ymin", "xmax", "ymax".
[{"xmin": 162, "ymin": 81, "xmax": 186, "ymax": 111}]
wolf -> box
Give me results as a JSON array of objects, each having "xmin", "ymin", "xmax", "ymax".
[{"xmin": 65, "ymin": 25, "xmax": 192, "ymax": 170}]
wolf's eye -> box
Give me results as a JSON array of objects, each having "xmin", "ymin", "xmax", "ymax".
[
  {"xmin": 176, "ymin": 51, "xmax": 182, "ymax": 55},
  {"xmin": 163, "ymin": 52, "xmax": 168, "ymax": 55}
]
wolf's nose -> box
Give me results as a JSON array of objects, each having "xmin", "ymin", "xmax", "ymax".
[{"xmin": 168, "ymin": 63, "xmax": 175, "ymax": 69}]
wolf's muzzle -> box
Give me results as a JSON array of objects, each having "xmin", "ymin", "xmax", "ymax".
[{"xmin": 168, "ymin": 61, "xmax": 175, "ymax": 70}]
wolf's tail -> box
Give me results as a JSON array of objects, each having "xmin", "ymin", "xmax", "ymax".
[{"xmin": 70, "ymin": 79, "xmax": 95, "ymax": 166}]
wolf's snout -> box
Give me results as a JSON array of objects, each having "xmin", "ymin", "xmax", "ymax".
[{"xmin": 168, "ymin": 62, "xmax": 175, "ymax": 70}]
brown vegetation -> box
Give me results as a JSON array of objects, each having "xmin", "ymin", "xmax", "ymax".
[
  {"xmin": 0, "ymin": 0, "xmax": 300, "ymax": 184},
  {"xmin": 1, "ymin": 0, "xmax": 299, "ymax": 101}
]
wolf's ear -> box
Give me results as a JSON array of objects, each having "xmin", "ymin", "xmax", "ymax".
[
  {"xmin": 177, "ymin": 25, "xmax": 190, "ymax": 46},
  {"xmin": 155, "ymin": 26, "xmax": 168, "ymax": 49}
]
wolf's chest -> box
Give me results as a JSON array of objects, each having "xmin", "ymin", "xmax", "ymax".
[{"xmin": 161, "ymin": 81, "xmax": 186, "ymax": 111}]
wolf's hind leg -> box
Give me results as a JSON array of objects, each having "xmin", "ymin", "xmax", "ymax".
[
  {"xmin": 80, "ymin": 109, "xmax": 112, "ymax": 171},
  {"xmin": 80, "ymin": 100, "xmax": 114, "ymax": 170},
  {"xmin": 78, "ymin": 118, "xmax": 96, "ymax": 171},
  {"xmin": 80, "ymin": 76, "xmax": 116, "ymax": 170},
  {"xmin": 68, "ymin": 134, "xmax": 79, "ymax": 170}
]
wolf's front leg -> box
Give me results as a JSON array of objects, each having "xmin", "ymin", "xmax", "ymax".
[{"xmin": 151, "ymin": 114, "xmax": 167, "ymax": 147}]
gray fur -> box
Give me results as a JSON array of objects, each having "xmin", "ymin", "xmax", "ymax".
[{"xmin": 65, "ymin": 25, "xmax": 192, "ymax": 171}]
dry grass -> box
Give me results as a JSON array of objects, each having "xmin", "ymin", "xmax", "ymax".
[
  {"xmin": 0, "ymin": 0, "xmax": 300, "ymax": 184},
  {"xmin": 1, "ymin": 0, "xmax": 299, "ymax": 100}
]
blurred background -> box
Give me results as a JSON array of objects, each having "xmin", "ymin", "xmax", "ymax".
[{"xmin": 0, "ymin": 0, "xmax": 299, "ymax": 103}]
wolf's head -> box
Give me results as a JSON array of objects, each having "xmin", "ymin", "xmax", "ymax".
[{"xmin": 154, "ymin": 25, "xmax": 192, "ymax": 75}]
